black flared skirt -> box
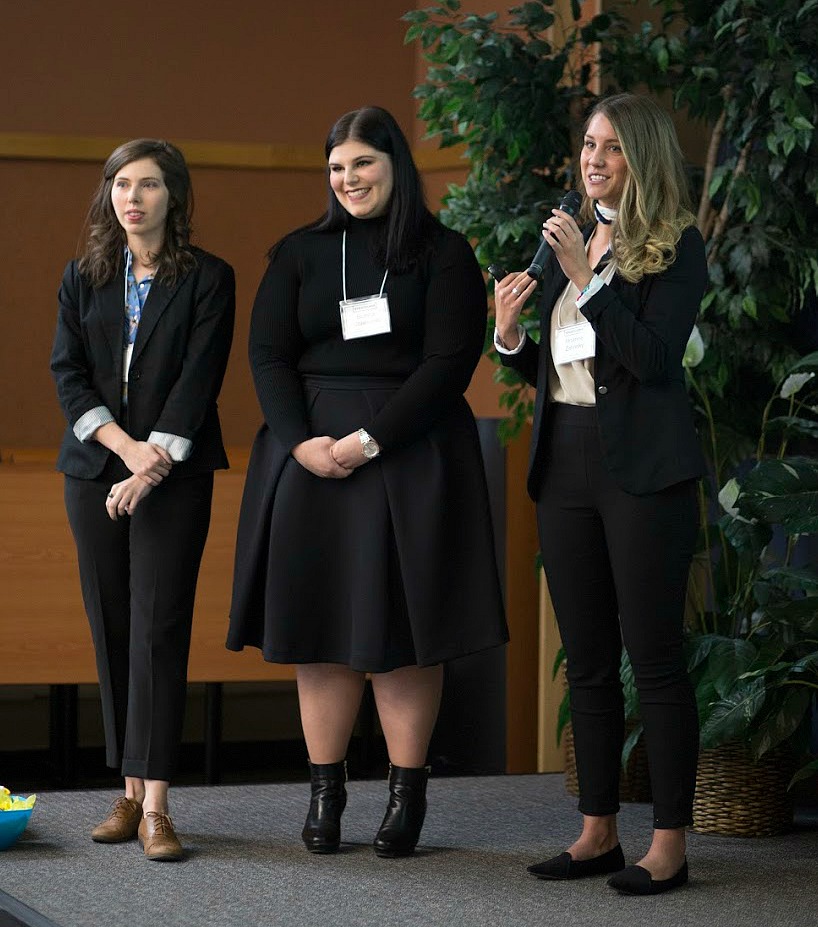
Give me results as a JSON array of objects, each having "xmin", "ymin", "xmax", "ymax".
[{"xmin": 226, "ymin": 375, "xmax": 507, "ymax": 672}]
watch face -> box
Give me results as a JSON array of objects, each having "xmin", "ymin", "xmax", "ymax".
[{"xmin": 363, "ymin": 441, "xmax": 379, "ymax": 459}]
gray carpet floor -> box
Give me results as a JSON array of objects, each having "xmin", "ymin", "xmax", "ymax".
[{"xmin": 1, "ymin": 774, "xmax": 816, "ymax": 927}]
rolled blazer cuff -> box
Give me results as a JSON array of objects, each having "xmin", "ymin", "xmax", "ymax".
[
  {"xmin": 148, "ymin": 430, "xmax": 193, "ymax": 463},
  {"xmin": 73, "ymin": 406, "xmax": 115, "ymax": 443},
  {"xmin": 494, "ymin": 326, "xmax": 528, "ymax": 355}
]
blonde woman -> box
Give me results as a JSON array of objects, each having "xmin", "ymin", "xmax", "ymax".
[{"xmin": 494, "ymin": 94, "xmax": 706, "ymax": 895}]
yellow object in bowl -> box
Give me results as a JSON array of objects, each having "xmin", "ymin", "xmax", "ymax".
[
  {"xmin": 0, "ymin": 786, "xmax": 37, "ymax": 850},
  {"xmin": 0, "ymin": 786, "xmax": 37, "ymax": 811}
]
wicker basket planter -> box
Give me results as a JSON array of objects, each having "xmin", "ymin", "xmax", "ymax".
[
  {"xmin": 692, "ymin": 741, "xmax": 795, "ymax": 837},
  {"xmin": 563, "ymin": 720, "xmax": 652, "ymax": 803}
]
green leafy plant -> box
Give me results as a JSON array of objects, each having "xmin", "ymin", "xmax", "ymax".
[
  {"xmin": 403, "ymin": 0, "xmax": 626, "ymax": 439},
  {"xmin": 672, "ymin": 349, "xmax": 818, "ymax": 783}
]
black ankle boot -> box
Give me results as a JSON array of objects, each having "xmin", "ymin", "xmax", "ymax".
[
  {"xmin": 301, "ymin": 760, "xmax": 347, "ymax": 854},
  {"xmin": 373, "ymin": 764, "xmax": 429, "ymax": 858}
]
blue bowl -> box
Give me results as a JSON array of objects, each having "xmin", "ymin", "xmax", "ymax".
[{"xmin": 0, "ymin": 802, "xmax": 34, "ymax": 850}]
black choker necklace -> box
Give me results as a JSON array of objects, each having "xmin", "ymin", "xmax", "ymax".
[{"xmin": 594, "ymin": 202, "xmax": 616, "ymax": 225}]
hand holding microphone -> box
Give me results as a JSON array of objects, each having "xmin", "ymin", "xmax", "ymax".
[
  {"xmin": 526, "ymin": 190, "xmax": 583, "ymax": 279},
  {"xmin": 490, "ymin": 190, "xmax": 585, "ymax": 349}
]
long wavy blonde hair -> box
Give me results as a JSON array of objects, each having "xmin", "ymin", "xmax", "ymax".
[{"xmin": 579, "ymin": 94, "xmax": 697, "ymax": 283}]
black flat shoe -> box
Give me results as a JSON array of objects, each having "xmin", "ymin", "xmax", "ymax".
[
  {"xmin": 607, "ymin": 859, "xmax": 688, "ymax": 895},
  {"xmin": 527, "ymin": 844, "xmax": 625, "ymax": 880}
]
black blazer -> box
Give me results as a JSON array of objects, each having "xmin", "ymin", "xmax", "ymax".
[
  {"xmin": 502, "ymin": 225, "xmax": 707, "ymax": 498},
  {"xmin": 51, "ymin": 247, "xmax": 235, "ymax": 480}
]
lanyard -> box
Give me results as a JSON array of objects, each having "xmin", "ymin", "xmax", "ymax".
[{"xmin": 342, "ymin": 229, "xmax": 388, "ymax": 301}]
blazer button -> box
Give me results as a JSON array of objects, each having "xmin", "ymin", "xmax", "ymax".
[{"xmin": 597, "ymin": 385, "xmax": 608, "ymax": 395}]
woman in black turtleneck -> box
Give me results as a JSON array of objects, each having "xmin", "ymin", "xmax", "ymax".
[{"xmin": 228, "ymin": 106, "xmax": 507, "ymax": 857}]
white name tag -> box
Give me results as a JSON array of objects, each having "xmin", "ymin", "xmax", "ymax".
[
  {"xmin": 339, "ymin": 294, "xmax": 392, "ymax": 341},
  {"xmin": 554, "ymin": 320, "xmax": 596, "ymax": 365}
]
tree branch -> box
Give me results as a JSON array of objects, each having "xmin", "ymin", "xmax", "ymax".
[{"xmin": 698, "ymin": 105, "xmax": 727, "ymax": 239}]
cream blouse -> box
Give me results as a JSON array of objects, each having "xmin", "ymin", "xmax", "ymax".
[{"xmin": 548, "ymin": 254, "xmax": 617, "ymax": 406}]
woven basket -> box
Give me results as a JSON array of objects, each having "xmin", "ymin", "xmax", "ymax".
[
  {"xmin": 692, "ymin": 741, "xmax": 794, "ymax": 837},
  {"xmin": 563, "ymin": 719, "xmax": 652, "ymax": 803}
]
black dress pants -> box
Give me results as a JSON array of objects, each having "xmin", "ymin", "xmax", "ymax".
[
  {"xmin": 64, "ymin": 469, "xmax": 213, "ymax": 781},
  {"xmin": 536, "ymin": 403, "xmax": 699, "ymax": 828}
]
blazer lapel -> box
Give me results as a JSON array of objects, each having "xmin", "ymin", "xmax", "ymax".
[
  {"xmin": 97, "ymin": 276, "xmax": 125, "ymax": 376},
  {"xmin": 130, "ymin": 273, "xmax": 185, "ymax": 366}
]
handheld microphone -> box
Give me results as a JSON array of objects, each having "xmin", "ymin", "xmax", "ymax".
[{"xmin": 526, "ymin": 190, "xmax": 583, "ymax": 280}]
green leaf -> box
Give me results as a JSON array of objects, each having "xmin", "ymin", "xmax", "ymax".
[
  {"xmin": 722, "ymin": 511, "xmax": 772, "ymax": 560},
  {"xmin": 756, "ymin": 566, "xmax": 818, "ymax": 598},
  {"xmin": 404, "ymin": 23, "xmax": 425, "ymax": 45},
  {"xmin": 764, "ymin": 417, "xmax": 818, "ymax": 441},
  {"xmin": 708, "ymin": 167, "xmax": 727, "ymax": 198},
  {"xmin": 755, "ymin": 598, "xmax": 818, "ymax": 636},
  {"xmin": 621, "ymin": 722, "xmax": 645, "ymax": 769},
  {"xmin": 657, "ymin": 46, "xmax": 669, "ymax": 72},
  {"xmin": 551, "ymin": 645, "xmax": 566, "ymax": 681},
  {"xmin": 705, "ymin": 637, "xmax": 758, "ymax": 698},
  {"xmin": 795, "ymin": 71, "xmax": 815, "ymax": 87},
  {"xmin": 790, "ymin": 350, "xmax": 818, "ymax": 373},
  {"xmin": 738, "ymin": 457, "xmax": 818, "ymax": 534},
  {"xmin": 750, "ymin": 687, "xmax": 811, "ymax": 758},
  {"xmin": 401, "ymin": 10, "xmax": 429, "ymax": 25},
  {"xmin": 792, "ymin": 116, "xmax": 814, "ymax": 131},
  {"xmin": 620, "ymin": 649, "xmax": 639, "ymax": 718},
  {"xmin": 789, "ymin": 759, "xmax": 818, "ymax": 789},
  {"xmin": 797, "ymin": 0, "xmax": 818, "ymax": 19},
  {"xmin": 699, "ymin": 678, "xmax": 767, "ymax": 748}
]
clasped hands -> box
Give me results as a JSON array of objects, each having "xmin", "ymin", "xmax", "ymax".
[
  {"xmin": 292, "ymin": 433, "xmax": 371, "ymax": 479},
  {"xmin": 106, "ymin": 440, "xmax": 173, "ymax": 521}
]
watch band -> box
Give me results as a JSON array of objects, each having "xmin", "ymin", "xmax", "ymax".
[{"xmin": 357, "ymin": 428, "xmax": 380, "ymax": 459}]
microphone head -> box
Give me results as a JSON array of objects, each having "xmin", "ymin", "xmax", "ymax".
[{"xmin": 559, "ymin": 190, "xmax": 582, "ymax": 218}]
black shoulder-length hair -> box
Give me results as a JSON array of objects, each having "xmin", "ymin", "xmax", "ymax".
[
  {"xmin": 269, "ymin": 106, "xmax": 439, "ymax": 273},
  {"xmin": 78, "ymin": 138, "xmax": 195, "ymax": 288}
]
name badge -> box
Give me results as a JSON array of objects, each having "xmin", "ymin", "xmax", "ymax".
[
  {"xmin": 339, "ymin": 294, "xmax": 392, "ymax": 340},
  {"xmin": 554, "ymin": 320, "xmax": 596, "ymax": 365}
]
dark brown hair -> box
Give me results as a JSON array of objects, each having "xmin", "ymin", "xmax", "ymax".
[
  {"xmin": 78, "ymin": 138, "xmax": 195, "ymax": 287},
  {"xmin": 270, "ymin": 106, "xmax": 439, "ymax": 273}
]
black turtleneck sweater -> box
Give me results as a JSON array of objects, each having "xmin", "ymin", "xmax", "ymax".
[{"xmin": 248, "ymin": 216, "xmax": 487, "ymax": 452}]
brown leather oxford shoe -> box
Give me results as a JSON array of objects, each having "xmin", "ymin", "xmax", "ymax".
[
  {"xmin": 91, "ymin": 797, "xmax": 143, "ymax": 843},
  {"xmin": 138, "ymin": 811, "xmax": 184, "ymax": 861}
]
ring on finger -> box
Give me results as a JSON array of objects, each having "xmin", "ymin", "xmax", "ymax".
[{"xmin": 511, "ymin": 286, "xmax": 520, "ymax": 296}]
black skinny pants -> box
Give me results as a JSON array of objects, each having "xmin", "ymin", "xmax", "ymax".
[
  {"xmin": 64, "ymin": 469, "xmax": 213, "ymax": 781},
  {"xmin": 536, "ymin": 403, "xmax": 699, "ymax": 829}
]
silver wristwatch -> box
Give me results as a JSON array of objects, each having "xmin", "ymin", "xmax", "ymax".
[{"xmin": 357, "ymin": 428, "xmax": 380, "ymax": 459}]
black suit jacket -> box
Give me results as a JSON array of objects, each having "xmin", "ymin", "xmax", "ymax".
[
  {"xmin": 502, "ymin": 225, "xmax": 707, "ymax": 498},
  {"xmin": 51, "ymin": 247, "xmax": 235, "ymax": 480}
]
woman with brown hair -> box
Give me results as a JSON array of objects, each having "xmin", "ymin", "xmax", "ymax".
[{"xmin": 51, "ymin": 138, "xmax": 235, "ymax": 861}]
